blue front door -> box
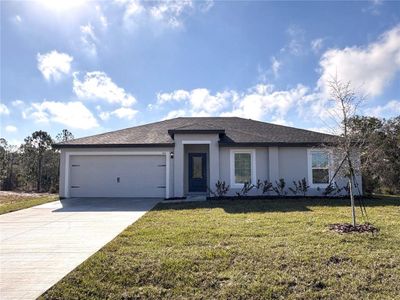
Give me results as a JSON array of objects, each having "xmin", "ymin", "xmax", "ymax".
[{"xmin": 188, "ymin": 153, "xmax": 207, "ymax": 192}]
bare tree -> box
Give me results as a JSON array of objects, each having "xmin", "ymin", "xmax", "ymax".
[{"xmin": 327, "ymin": 76, "xmax": 365, "ymax": 226}]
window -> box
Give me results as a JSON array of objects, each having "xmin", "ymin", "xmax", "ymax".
[
  {"xmin": 230, "ymin": 149, "xmax": 256, "ymax": 187},
  {"xmin": 235, "ymin": 153, "xmax": 251, "ymax": 183},
  {"xmin": 308, "ymin": 150, "xmax": 331, "ymax": 186},
  {"xmin": 192, "ymin": 156, "xmax": 203, "ymax": 179}
]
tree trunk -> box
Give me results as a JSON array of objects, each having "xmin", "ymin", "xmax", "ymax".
[
  {"xmin": 349, "ymin": 177, "xmax": 356, "ymax": 226},
  {"xmin": 37, "ymin": 154, "xmax": 42, "ymax": 192}
]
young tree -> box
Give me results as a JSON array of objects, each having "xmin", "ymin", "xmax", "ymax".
[
  {"xmin": 327, "ymin": 77, "xmax": 365, "ymax": 226},
  {"xmin": 20, "ymin": 131, "xmax": 53, "ymax": 192}
]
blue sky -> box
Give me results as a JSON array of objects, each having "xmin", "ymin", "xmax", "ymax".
[{"xmin": 1, "ymin": 0, "xmax": 400, "ymax": 144}]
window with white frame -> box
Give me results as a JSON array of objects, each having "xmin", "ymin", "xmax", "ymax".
[
  {"xmin": 308, "ymin": 150, "xmax": 330, "ymax": 186},
  {"xmin": 230, "ymin": 149, "xmax": 256, "ymax": 187}
]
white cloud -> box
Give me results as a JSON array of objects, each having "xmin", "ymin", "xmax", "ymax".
[
  {"xmin": 364, "ymin": 100, "xmax": 400, "ymax": 118},
  {"xmin": 73, "ymin": 71, "xmax": 137, "ymax": 107},
  {"xmin": 99, "ymin": 107, "xmax": 138, "ymax": 120},
  {"xmin": 37, "ymin": 50, "xmax": 73, "ymax": 81},
  {"xmin": 157, "ymin": 88, "xmax": 236, "ymax": 115},
  {"xmin": 116, "ymin": 0, "xmax": 212, "ymax": 29},
  {"xmin": 282, "ymin": 25, "xmax": 306, "ymax": 55},
  {"xmin": 0, "ymin": 103, "xmax": 10, "ymax": 115},
  {"xmin": 163, "ymin": 109, "xmax": 188, "ymax": 120},
  {"xmin": 11, "ymin": 100, "xmax": 24, "ymax": 107},
  {"xmin": 271, "ymin": 56, "xmax": 281, "ymax": 78},
  {"xmin": 318, "ymin": 25, "xmax": 400, "ymax": 97},
  {"xmin": 24, "ymin": 101, "xmax": 98, "ymax": 129},
  {"xmin": 111, "ymin": 107, "xmax": 138, "ymax": 120},
  {"xmin": 311, "ymin": 38, "xmax": 324, "ymax": 54},
  {"xmin": 149, "ymin": 0, "xmax": 193, "ymax": 28},
  {"xmin": 158, "ymin": 83, "xmax": 310, "ymax": 124},
  {"xmin": 96, "ymin": 5, "xmax": 108, "ymax": 28},
  {"xmin": 157, "ymin": 89, "xmax": 190, "ymax": 104},
  {"xmin": 5, "ymin": 125, "xmax": 17, "ymax": 133},
  {"xmin": 80, "ymin": 23, "xmax": 98, "ymax": 57},
  {"xmin": 222, "ymin": 84, "xmax": 309, "ymax": 121}
]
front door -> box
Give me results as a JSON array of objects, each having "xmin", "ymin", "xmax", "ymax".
[{"xmin": 188, "ymin": 153, "xmax": 207, "ymax": 192}]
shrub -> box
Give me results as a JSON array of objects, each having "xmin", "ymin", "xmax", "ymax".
[
  {"xmin": 323, "ymin": 182, "xmax": 349, "ymax": 196},
  {"xmin": 236, "ymin": 182, "xmax": 254, "ymax": 196},
  {"xmin": 208, "ymin": 180, "xmax": 230, "ymax": 197},
  {"xmin": 289, "ymin": 178, "xmax": 309, "ymax": 196},
  {"xmin": 273, "ymin": 178, "xmax": 286, "ymax": 196}
]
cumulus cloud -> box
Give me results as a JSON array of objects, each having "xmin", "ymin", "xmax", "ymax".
[
  {"xmin": 99, "ymin": 107, "xmax": 138, "ymax": 120},
  {"xmin": 24, "ymin": 101, "xmax": 98, "ymax": 129},
  {"xmin": 0, "ymin": 103, "xmax": 10, "ymax": 115},
  {"xmin": 318, "ymin": 25, "xmax": 400, "ymax": 97},
  {"xmin": 157, "ymin": 89, "xmax": 190, "ymax": 104},
  {"xmin": 158, "ymin": 83, "xmax": 311, "ymax": 124},
  {"xmin": 5, "ymin": 125, "xmax": 17, "ymax": 133},
  {"xmin": 113, "ymin": 107, "xmax": 138, "ymax": 120},
  {"xmin": 221, "ymin": 84, "xmax": 309, "ymax": 121},
  {"xmin": 11, "ymin": 100, "xmax": 24, "ymax": 107},
  {"xmin": 163, "ymin": 109, "xmax": 188, "ymax": 120},
  {"xmin": 37, "ymin": 50, "xmax": 73, "ymax": 81},
  {"xmin": 73, "ymin": 71, "xmax": 137, "ymax": 107},
  {"xmin": 157, "ymin": 88, "xmax": 236, "ymax": 115},
  {"xmin": 364, "ymin": 100, "xmax": 400, "ymax": 118}
]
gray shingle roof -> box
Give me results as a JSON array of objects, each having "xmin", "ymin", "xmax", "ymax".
[{"xmin": 54, "ymin": 117, "xmax": 338, "ymax": 148}]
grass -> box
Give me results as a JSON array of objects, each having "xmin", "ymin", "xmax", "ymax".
[
  {"xmin": 0, "ymin": 193, "xmax": 59, "ymax": 215},
  {"xmin": 41, "ymin": 197, "xmax": 400, "ymax": 300}
]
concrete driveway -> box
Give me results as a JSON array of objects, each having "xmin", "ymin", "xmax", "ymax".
[{"xmin": 0, "ymin": 197, "xmax": 160, "ymax": 300}]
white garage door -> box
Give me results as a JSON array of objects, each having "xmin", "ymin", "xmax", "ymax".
[{"xmin": 69, "ymin": 155, "xmax": 166, "ymax": 198}]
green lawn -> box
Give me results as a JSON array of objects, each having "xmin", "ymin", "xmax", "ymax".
[
  {"xmin": 0, "ymin": 193, "xmax": 58, "ymax": 215},
  {"xmin": 41, "ymin": 197, "xmax": 400, "ymax": 300}
]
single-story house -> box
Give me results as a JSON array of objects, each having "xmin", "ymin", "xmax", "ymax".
[{"xmin": 54, "ymin": 117, "xmax": 362, "ymax": 199}]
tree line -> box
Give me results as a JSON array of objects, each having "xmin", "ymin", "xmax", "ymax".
[
  {"xmin": 0, "ymin": 129, "xmax": 74, "ymax": 193},
  {"xmin": 0, "ymin": 116, "xmax": 399, "ymax": 195}
]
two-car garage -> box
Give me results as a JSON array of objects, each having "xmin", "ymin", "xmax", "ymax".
[{"xmin": 66, "ymin": 153, "xmax": 168, "ymax": 198}]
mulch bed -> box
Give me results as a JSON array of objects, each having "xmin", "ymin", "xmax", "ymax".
[{"xmin": 328, "ymin": 222, "xmax": 379, "ymax": 234}]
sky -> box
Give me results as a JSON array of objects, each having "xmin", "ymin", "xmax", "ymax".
[{"xmin": 1, "ymin": 0, "xmax": 400, "ymax": 145}]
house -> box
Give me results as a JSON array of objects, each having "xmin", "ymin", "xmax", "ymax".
[{"xmin": 54, "ymin": 117, "xmax": 362, "ymax": 198}]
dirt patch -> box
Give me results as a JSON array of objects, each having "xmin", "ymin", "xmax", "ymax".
[
  {"xmin": 0, "ymin": 191, "xmax": 55, "ymax": 204},
  {"xmin": 328, "ymin": 223, "xmax": 379, "ymax": 234}
]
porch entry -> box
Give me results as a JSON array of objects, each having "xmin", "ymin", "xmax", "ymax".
[{"xmin": 188, "ymin": 153, "xmax": 207, "ymax": 192}]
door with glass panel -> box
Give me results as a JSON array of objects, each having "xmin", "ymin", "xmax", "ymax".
[{"xmin": 188, "ymin": 153, "xmax": 207, "ymax": 192}]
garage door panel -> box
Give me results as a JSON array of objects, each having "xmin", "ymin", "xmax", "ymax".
[{"xmin": 70, "ymin": 155, "xmax": 166, "ymax": 198}]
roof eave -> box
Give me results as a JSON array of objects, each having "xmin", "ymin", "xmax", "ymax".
[
  {"xmin": 218, "ymin": 142, "xmax": 338, "ymax": 147},
  {"xmin": 52, "ymin": 143, "xmax": 175, "ymax": 149},
  {"xmin": 168, "ymin": 129, "xmax": 225, "ymax": 138}
]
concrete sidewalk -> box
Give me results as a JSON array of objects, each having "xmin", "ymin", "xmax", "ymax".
[{"xmin": 0, "ymin": 197, "xmax": 160, "ymax": 300}]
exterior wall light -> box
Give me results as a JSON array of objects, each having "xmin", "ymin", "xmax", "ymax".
[{"xmin": 170, "ymin": 152, "xmax": 174, "ymax": 159}]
